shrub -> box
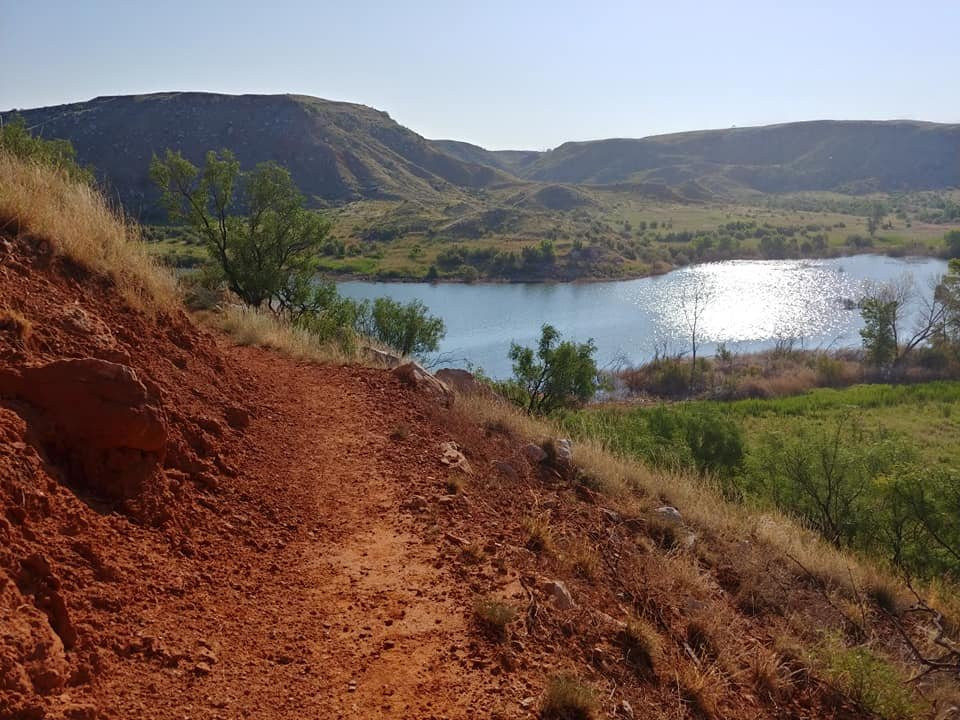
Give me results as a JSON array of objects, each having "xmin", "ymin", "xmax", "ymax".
[
  {"xmin": 508, "ymin": 324, "xmax": 601, "ymax": 414},
  {"xmin": 813, "ymin": 635, "xmax": 924, "ymax": 719},
  {"xmin": 0, "ymin": 115, "xmax": 93, "ymax": 183},
  {"xmin": 361, "ymin": 297, "xmax": 445, "ymax": 357}
]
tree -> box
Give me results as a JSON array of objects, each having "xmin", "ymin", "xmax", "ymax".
[
  {"xmin": 679, "ymin": 273, "xmax": 714, "ymax": 390},
  {"xmin": 508, "ymin": 324, "xmax": 600, "ymax": 414},
  {"xmin": 945, "ymin": 230, "xmax": 960, "ymax": 259},
  {"xmin": 150, "ymin": 149, "xmax": 330, "ymax": 313},
  {"xmin": 361, "ymin": 297, "xmax": 445, "ymax": 357},
  {"xmin": 858, "ymin": 295, "xmax": 899, "ymax": 367},
  {"xmin": 866, "ymin": 202, "xmax": 885, "ymax": 238},
  {"xmin": 858, "ymin": 275, "xmax": 948, "ymax": 367}
]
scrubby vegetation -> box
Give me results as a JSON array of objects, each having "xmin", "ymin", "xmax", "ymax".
[{"xmin": 563, "ymin": 381, "xmax": 960, "ymax": 583}]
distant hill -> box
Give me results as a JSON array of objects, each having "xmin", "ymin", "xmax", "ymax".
[
  {"xmin": 1, "ymin": 93, "xmax": 506, "ymax": 218},
  {"xmin": 4, "ymin": 93, "xmax": 959, "ymax": 221},
  {"xmin": 435, "ymin": 120, "xmax": 960, "ymax": 194}
]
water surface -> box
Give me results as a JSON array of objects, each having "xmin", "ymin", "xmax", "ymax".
[{"xmin": 339, "ymin": 255, "xmax": 948, "ymax": 378}]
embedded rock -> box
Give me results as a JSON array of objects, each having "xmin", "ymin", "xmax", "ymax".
[{"xmin": 392, "ymin": 362, "xmax": 451, "ymax": 405}]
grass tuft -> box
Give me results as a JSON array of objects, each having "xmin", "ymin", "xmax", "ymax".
[
  {"xmin": 540, "ymin": 674, "xmax": 597, "ymax": 720},
  {"xmin": 473, "ymin": 596, "xmax": 516, "ymax": 641},
  {"xmin": 0, "ymin": 308, "xmax": 32, "ymax": 344},
  {"xmin": 619, "ymin": 618, "xmax": 662, "ymax": 679},
  {"xmin": 523, "ymin": 515, "xmax": 554, "ymax": 553}
]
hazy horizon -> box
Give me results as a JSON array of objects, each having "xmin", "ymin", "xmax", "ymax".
[{"xmin": 3, "ymin": 0, "xmax": 959, "ymax": 150}]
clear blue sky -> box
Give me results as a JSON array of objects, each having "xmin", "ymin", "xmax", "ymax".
[{"xmin": 2, "ymin": 0, "xmax": 958, "ymax": 149}]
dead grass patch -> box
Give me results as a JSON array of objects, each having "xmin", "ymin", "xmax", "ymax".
[
  {"xmin": 540, "ymin": 674, "xmax": 597, "ymax": 720},
  {"xmin": 523, "ymin": 515, "xmax": 554, "ymax": 554},
  {"xmin": 618, "ymin": 618, "xmax": 662, "ymax": 679},
  {"xmin": 473, "ymin": 596, "xmax": 516, "ymax": 641},
  {"xmin": 0, "ymin": 150, "xmax": 178, "ymax": 311},
  {"xmin": 0, "ymin": 308, "xmax": 32, "ymax": 344}
]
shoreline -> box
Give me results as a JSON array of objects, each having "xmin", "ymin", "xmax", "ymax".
[{"xmin": 322, "ymin": 246, "xmax": 947, "ymax": 286}]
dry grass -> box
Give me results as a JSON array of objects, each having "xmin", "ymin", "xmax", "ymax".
[
  {"xmin": 619, "ymin": 618, "xmax": 662, "ymax": 679},
  {"xmin": 0, "ymin": 151, "xmax": 178, "ymax": 311},
  {"xmin": 678, "ymin": 664, "xmax": 723, "ymax": 719},
  {"xmin": 522, "ymin": 514, "xmax": 555, "ymax": 553},
  {"xmin": 473, "ymin": 596, "xmax": 516, "ymax": 641},
  {"xmin": 747, "ymin": 648, "xmax": 792, "ymax": 702},
  {"xmin": 0, "ymin": 308, "xmax": 32, "ymax": 344},
  {"xmin": 216, "ymin": 305, "xmax": 355, "ymax": 364},
  {"xmin": 563, "ymin": 538, "xmax": 600, "ymax": 580},
  {"xmin": 540, "ymin": 674, "xmax": 597, "ymax": 720},
  {"xmin": 214, "ymin": 304, "xmax": 406, "ymax": 369}
]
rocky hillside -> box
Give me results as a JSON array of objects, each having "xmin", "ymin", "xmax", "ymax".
[
  {"xmin": 434, "ymin": 120, "xmax": 960, "ymax": 194},
  {"xmin": 1, "ymin": 93, "xmax": 505, "ymax": 217}
]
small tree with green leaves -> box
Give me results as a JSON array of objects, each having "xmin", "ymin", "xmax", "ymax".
[
  {"xmin": 508, "ymin": 324, "xmax": 600, "ymax": 414},
  {"xmin": 946, "ymin": 230, "xmax": 960, "ymax": 259},
  {"xmin": 866, "ymin": 202, "xmax": 885, "ymax": 238},
  {"xmin": 360, "ymin": 297, "xmax": 445, "ymax": 357},
  {"xmin": 859, "ymin": 296, "xmax": 899, "ymax": 367},
  {"xmin": 150, "ymin": 149, "xmax": 330, "ymax": 314}
]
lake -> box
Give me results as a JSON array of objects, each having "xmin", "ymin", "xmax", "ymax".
[{"xmin": 339, "ymin": 255, "xmax": 949, "ymax": 378}]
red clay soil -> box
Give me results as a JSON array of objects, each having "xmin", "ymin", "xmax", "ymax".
[{"xmin": 1, "ymin": 234, "xmax": 879, "ymax": 719}]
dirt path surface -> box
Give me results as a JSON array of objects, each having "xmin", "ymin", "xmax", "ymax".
[{"xmin": 94, "ymin": 345, "xmax": 501, "ymax": 719}]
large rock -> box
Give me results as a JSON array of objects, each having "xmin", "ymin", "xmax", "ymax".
[
  {"xmin": 434, "ymin": 368, "xmax": 491, "ymax": 397},
  {"xmin": 0, "ymin": 358, "xmax": 166, "ymax": 453},
  {"xmin": 0, "ymin": 358, "xmax": 167, "ymax": 501},
  {"xmin": 392, "ymin": 362, "xmax": 451, "ymax": 405}
]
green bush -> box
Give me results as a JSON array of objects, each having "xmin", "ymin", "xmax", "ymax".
[
  {"xmin": 508, "ymin": 324, "xmax": 601, "ymax": 414},
  {"xmin": 360, "ymin": 297, "xmax": 445, "ymax": 357},
  {"xmin": 0, "ymin": 115, "xmax": 93, "ymax": 183}
]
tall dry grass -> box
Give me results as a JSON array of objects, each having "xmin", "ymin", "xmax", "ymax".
[
  {"xmin": 215, "ymin": 304, "xmax": 405, "ymax": 368},
  {"xmin": 0, "ymin": 150, "xmax": 178, "ymax": 311},
  {"xmin": 216, "ymin": 305, "xmax": 355, "ymax": 363}
]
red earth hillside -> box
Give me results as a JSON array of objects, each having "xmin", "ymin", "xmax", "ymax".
[{"xmin": 0, "ymin": 229, "xmax": 890, "ymax": 719}]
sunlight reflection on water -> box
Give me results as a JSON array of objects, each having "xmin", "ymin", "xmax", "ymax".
[{"xmin": 339, "ymin": 255, "xmax": 948, "ymax": 378}]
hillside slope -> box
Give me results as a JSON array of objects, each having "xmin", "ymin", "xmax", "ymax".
[
  {"xmin": 1, "ymin": 93, "xmax": 505, "ymax": 217},
  {"xmin": 436, "ymin": 121, "xmax": 960, "ymax": 194}
]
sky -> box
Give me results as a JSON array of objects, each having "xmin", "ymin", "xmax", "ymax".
[{"xmin": 2, "ymin": 0, "xmax": 958, "ymax": 150}]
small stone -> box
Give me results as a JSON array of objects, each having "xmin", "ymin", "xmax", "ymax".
[
  {"xmin": 520, "ymin": 697, "xmax": 536, "ymax": 709},
  {"xmin": 193, "ymin": 662, "xmax": 212, "ymax": 676},
  {"xmin": 619, "ymin": 699, "xmax": 634, "ymax": 718},
  {"xmin": 522, "ymin": 444, "xmax": 547, "ymax": 463},
  {"xmin": 655, "ymin": 506, "xmax": 682, "ymax": 522},
  {"xmin": 494, "ymin": 460, "xmax": 518, "ymax": 481},
  {"xmin": 601, "ymin": 508, "xmax": 621, "ymax": 523},
  {"xmin": 403, "ymin": 495, "xmax": 428, "ymax": 511},
  {"xmin": 554, "ymin": 438, "xmax": 573, "ymax": 462},
  {"xmin": 542, "ymin": 579, "xmax": 576, "ymax": 610}
]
